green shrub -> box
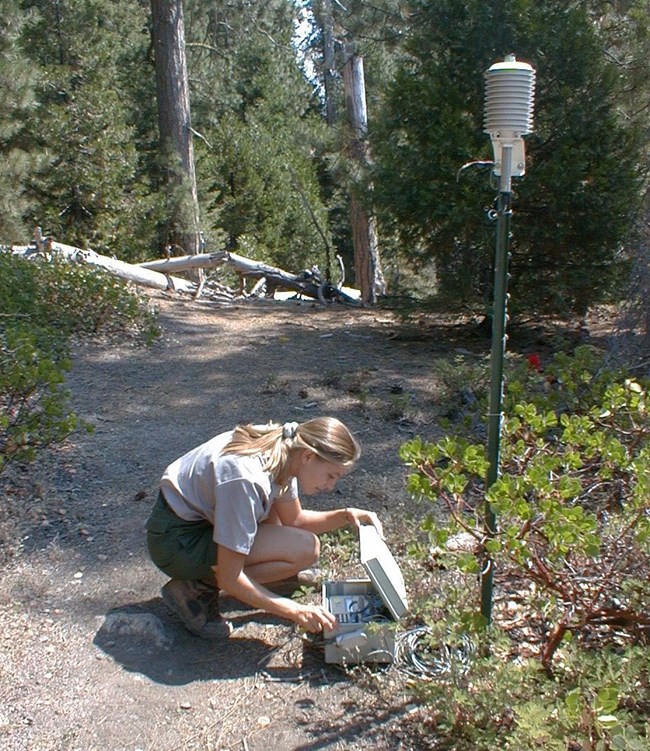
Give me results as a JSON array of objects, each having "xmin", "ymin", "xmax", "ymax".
[
  {"xmin": 402, "ymin": 346, "xmax": 650, "ymax": 668},
  {"xmin": 0, "ymin": 252, "xmax": 159, "ymax": 475},
  {"xmin": 0, "ymin": 323, "xmax": 78, "ymax": 473},
  {"xmin": 0, "ymin": 253, "xmax": 159, "ymax": 342},
  {"xmin": 399, "ymin": 346, "xmax": 650, "ymax": 749},
  {"xmin": 409, "ymin": 642, "xmax": 649, "ymax": 750}
]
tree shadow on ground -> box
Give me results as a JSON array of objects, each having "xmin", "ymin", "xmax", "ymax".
[
  {"xmin": 93, "ymin": 596, "xmax": 348, "ymax": 688},
  {"xmin": 293, "ymin": 702, "xmax": 411, "ymax": 751}
]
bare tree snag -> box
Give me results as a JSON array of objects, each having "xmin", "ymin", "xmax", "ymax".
[
  {"xmin": 150, "ymin": 0, "xmax": 202, "ymax": 259},
  {"xmin": 342, "ymin": 45, "xmax": 385, "ymax": 305}
]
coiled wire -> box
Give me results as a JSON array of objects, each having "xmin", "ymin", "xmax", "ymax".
[{"xmin": 394, "ymin": 626, "xmax": 476, "ymax": 679}]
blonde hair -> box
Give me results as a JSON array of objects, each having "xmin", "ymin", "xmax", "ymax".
[{"xmin": 222, "ymin": 416, "xmax": 361, "ymax": 482}]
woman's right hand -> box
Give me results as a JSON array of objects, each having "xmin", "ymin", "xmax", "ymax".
[{"xmin": 290, "ymin": 602, "xmax": 337, "ymax": 634}]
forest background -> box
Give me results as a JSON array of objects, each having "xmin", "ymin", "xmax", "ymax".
[{"xmin": 1, "ymin": 0, "xmax": 649, "ymax": 323}]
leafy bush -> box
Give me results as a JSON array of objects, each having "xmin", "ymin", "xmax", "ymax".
[
  {"xmin": 399, "ymin": 346, "xmax": 650, "ymax": 749},
  {"xmin": 409, "ymin": 641, "xmax": 649, "ymax": 750},
  {"xmin": 0, "ymin": 253, "xmax": 159, "ymax": 342},
  {"xmin": 0, "ymin": 252, "xmax": 159, "ymax": 475},
  {"xmin": 0, "ymin": 323, "xmax": 78, "ymax": 473}
]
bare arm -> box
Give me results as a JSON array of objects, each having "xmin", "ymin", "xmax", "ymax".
[
  {"xmin": 275, "ymin": 498, "xmax": 384, "ymax": 537},
  {"xmin": 214, "ymin": 545, "xmax": 336, "ymax": 633}
]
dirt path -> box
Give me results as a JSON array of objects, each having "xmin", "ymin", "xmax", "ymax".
[{"xmin": 0, "ymin": 292, "xmax": 487, "ymax": 751}]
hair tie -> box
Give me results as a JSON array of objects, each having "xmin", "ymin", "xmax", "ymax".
[{"xmin": 282, "ymin": 421, "xmax": 299, "ymax": 440}]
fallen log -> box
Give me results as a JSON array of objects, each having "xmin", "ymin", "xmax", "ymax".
[
  {"xmin": 139, "ymin": 251, "xmax": 227, "ymax": 273},
  {"xmin": 11, "ymin": 240, "xmax": 197, "ymax": 294},
  {"xmin": 224, "ymin": 252, "xmax": 361, "ymax": 304},
  {"xmin": 140, "ymin": 250, "xmax": 361, "ymax": 305},
  {"xmin": 9, "ymin": 234, "xmax": 360, "ymax": 305}
]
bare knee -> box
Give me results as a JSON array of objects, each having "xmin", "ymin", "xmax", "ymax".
[{"xmin": 295, "ymin": 530, "xmax": 320, "ymax": 570}]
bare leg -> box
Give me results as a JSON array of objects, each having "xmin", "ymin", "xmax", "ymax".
[{"xmin": 241, "ymin": 524, "xmax": 319, "ymax": 584}]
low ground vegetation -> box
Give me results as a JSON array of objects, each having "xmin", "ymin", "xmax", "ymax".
[
  {"xmin": 0, "ymin": 252, "xmax": 157, "ymax": 506},
  {"xmin": 399, "ymin": 346, "xmax": 650, "ymax": 749},
  {"xmin": 1, "ymin": 256, "xmax": 649, "ymax": 750}
]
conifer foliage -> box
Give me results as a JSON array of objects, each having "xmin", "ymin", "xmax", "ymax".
[
  {"xmin": 0, "ymin": 0, "xmax": 646, "ymax": 314},
  {"xmin": 0, "ymin": 0, "xmax": 41, "ymax": 240},
  {"xmin": 18, "ymin": 0, "xmax": 157, "ymax": 260},
  {"xmin": 371, "ymin": 0, "xmax": 645, "ymax": 316}
]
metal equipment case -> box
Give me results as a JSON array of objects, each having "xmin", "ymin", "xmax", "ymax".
[{"xmin": 322, "ymin": 525, "xmax": 408, "ymax": 664}]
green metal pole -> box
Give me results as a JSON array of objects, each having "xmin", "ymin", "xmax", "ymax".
[{"xmin": 480, "ymin": 144, "xmax": 513, "ymax": 624}]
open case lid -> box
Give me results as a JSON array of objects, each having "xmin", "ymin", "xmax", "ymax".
[{"xmin": 359, "ymin": 525, "xmax": 408, "ymax": 620}]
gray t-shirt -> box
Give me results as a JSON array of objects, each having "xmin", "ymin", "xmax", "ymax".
[{"xmin": 160, "ymin": 431, "xmax": 298, "ymax": 554}]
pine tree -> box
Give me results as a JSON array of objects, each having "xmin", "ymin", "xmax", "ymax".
[
  {"xmin": 20, "ymin": 0, "xmax": 160, "ymax": 260},
  {"xmin": 591, "ymin": 1, "xmax": 650, "ymax": 343},
  {"xmin": 371, "ymin": 0, "xmax": 644, "ymax": 317},
  {"xmin": 150, "ymin": 0, "xmax": 202, "ymax": 258},
  {"xmin": 0, "ymin": 0, "xmax": 41, "ymax": 243},
  {"xmin": 183, "ymin": 0, "xmax": 332, "ymax": 273}
]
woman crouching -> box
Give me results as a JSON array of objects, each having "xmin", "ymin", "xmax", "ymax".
[{"xmin": 146, "ymin": 416, "xmax": 382, "ymax": 639}]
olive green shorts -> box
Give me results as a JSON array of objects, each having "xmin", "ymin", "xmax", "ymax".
[{"xmin": 146, "ymin": 491, "xmax": 217, "ymax": 581}]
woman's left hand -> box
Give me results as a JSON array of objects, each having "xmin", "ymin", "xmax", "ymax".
[{"xmin": 344, "ymin": 507, "xmax": 384, "ymax": 539}]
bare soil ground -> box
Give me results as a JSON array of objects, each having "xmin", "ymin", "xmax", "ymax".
[{"xmin": 0, "ymin": 292, "xmax": 602, "ymax": 751}]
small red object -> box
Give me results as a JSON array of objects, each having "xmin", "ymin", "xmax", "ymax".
[{"xmin": 527, "ymin": 353, "xmax": 542, "ymax": 372}]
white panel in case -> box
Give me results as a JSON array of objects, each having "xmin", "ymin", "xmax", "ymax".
[
  {"xmin": 322, "ymin": 525, "xmax": 408, "ymax": 664},
  {"xmin": 359, "ymin": 525, "xmax": 408, "ymax": 620}
]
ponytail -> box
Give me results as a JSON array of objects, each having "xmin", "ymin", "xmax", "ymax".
[{"xmin": 222, "ymin": 416, "xmax": 360, "ymax": 481}]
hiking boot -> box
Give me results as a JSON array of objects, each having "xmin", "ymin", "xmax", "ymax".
[{"xmin": 161, "ymin": 579, "xmax": 232, "ymax": 640}]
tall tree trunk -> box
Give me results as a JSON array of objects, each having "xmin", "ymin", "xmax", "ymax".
[
  {"xmin": 150, "ymin": 0, "xmax": 201, "ymax": 257},
  {"xmin": 342, "ymin": 45, "xmax": 385, "ymax": 304},
  {"xmin": 315, "ymin": 0, "xmax": 337, "ymax": 127}
]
